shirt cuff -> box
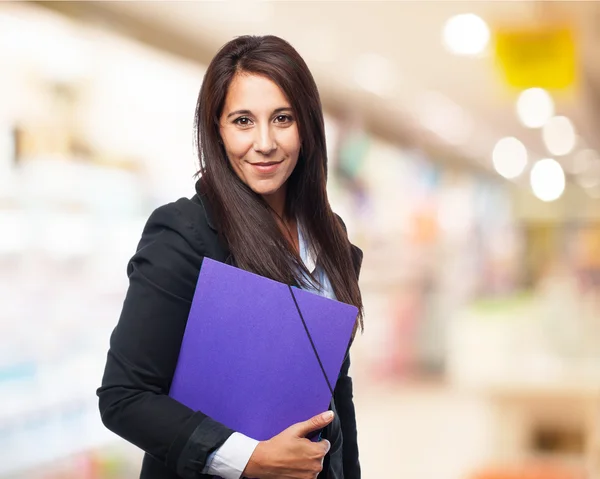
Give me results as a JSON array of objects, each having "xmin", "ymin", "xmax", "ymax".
[{"xmin": 203, "ymin": 432, "xmax": 259, "ymax": 479}]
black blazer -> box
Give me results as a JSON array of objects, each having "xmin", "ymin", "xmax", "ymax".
[{"xmin": 97, "ymin": 186, "xmax": 362, "ymax": 479}]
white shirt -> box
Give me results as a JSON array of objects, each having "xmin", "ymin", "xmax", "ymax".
[{"xmin": 202, "ymin": 223, "xmax": 336, "ymax": 479}]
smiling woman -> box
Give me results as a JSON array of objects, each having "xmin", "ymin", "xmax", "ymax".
[
  {"xmin": 219, "ymin": 73, "xmax": 301, "ymax": 206},
  {"xmin": 98, "ymin": 35, "xmax": 364, "ymax": 479}
]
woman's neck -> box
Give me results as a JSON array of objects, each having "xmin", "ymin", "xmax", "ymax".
[{"xmin": 262, "ymin": 186, "xmax": 287, "ymax": 220}]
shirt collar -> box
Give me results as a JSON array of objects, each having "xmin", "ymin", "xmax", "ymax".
[{"xmin": 298, "ymin": 221, "xmax": 317, "ymax": 273}]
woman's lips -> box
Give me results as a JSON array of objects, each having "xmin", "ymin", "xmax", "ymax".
[{"xmin": 249, "ymin": 159, "xmax": 284, "ymax": 174}]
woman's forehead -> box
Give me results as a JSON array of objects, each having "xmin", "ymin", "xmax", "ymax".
[{"xmin": 223, "ymin": 73, "xmax": 291, "ymax": 114}]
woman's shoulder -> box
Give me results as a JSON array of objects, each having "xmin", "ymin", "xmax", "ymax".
[
  {"xmin": 135, "ymin": 194, "xmax": 216, "ymax": 264},
  {"xmin": 333, "ymin": 213, "xmax": 361, "ymax": 247},
  {"xmin": 127, "ymin": 194, "xmax": 217, "ymax": 295},
  {"xmin": 145, "ymin": 194, "xmax": 211, "ymax": 237}
]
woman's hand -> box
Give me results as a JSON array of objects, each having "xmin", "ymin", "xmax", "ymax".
[{"xmin": 242, "ymin": 411, "xmax": 334, "ymax": 479}]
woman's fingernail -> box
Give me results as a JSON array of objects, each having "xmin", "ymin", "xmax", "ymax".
[{"xmin": 322, "ymin": 411, "xmax": 334, "ymax": 421}]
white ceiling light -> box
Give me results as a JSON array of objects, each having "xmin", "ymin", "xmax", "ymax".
[
  {"xmin": 516, "ymin": 88, "xmax": 555, "ymax": 128},
  {"xmin": 442, "ymin": 14, "xmax": 490, "ymax": 56},
  {"xmin": 542, "ymin": 116, "xmax": 577, "ymax": 156},
  {"xmin": 530, "ymin": 158, "xmax": 565, "ymax": 202},
  {"xmin": 492, "ymin": 137, "xmax": 528, "ymax": 179},
  {"xmin": 353, "ymin": 53, "xmax": 397, "ymax": 97}
]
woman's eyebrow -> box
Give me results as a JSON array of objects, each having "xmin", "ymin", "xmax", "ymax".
[{"xmin": 226, "ymin": 107, "xmax": 293, "ymax": 119}]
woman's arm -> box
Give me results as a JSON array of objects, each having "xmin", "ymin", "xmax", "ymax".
[
  {"xmin": 97, "ymin": 203, "xmax": 234, "ymax": 478},
  {"xmin": 334, "ymin": 353, "xmax": 361, "ymax": 479}
]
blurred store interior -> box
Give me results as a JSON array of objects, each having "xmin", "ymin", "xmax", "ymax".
[{"xmin": 1, "ymin": 1, "xmax": 600, "ymax": 478}]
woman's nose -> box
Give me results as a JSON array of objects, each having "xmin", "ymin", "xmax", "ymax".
[{"xmin": 253, "ymin": 125, "xmax": 277, "ymax": 155}]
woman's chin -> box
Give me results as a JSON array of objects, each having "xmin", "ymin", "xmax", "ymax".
[{"xmin": 248, "ymin": 180, "xmax": 283, "ymax": 198}]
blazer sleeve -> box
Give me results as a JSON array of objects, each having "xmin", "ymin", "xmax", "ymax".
[
  {"xmin": 334, "ymin": 353, "xmax": 361, "ymax": 479},
  {"xmin": 97, "ymin": 203, "xmax": 234, "ymax": 479}
]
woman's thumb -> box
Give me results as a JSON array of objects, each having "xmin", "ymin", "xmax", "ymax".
[{"xmin": 289, "ymin": 411, "xmax": 334, "ymax": 438}]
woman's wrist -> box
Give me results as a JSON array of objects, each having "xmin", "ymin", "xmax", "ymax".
[{"xmin": 242, "ymin": 440, "xmax": 268, "ymax": 478}]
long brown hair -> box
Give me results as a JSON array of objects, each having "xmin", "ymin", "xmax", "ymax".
[{"xmin": 194, "ymin": 35, "xmax": 363, "ymax": 336}]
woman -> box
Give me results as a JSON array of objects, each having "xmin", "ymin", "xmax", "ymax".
[{"xmin": 98, "ymin": 35, "xmax": 364, "ymax": 479}]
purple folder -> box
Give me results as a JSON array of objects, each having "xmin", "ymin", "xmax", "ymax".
[{"xmin": 168, "ymin": 257, "xmax": 357, "ymax": 442}]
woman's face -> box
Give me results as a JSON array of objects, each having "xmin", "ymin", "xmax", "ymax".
[{"xmin": 219, "ymin": 73, "xmax": 301, "ymax": 201}]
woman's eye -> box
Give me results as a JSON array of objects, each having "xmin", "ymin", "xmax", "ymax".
[
  {"xmin": 274, "ymin": 115, "xmax": 292, "ymax": 124},
  {"xmin": 234, "ymin": 117, "xmax": 252, "ymax": 126}
]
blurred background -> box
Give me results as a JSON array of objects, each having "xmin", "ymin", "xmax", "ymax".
[{"xmin": 1, "ymin": 1, "xmax": 600, "ymax": 478}]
